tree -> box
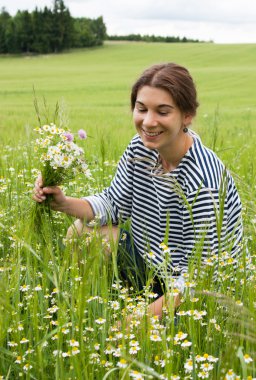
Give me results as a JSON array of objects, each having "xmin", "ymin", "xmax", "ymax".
[
  {"xmin": 51, "ymin": 0, "xmax": 73, "ymax": 52},
  {"xmin": 14, "ymin": 10, "xmax": 33, "ymax": 53},
  {"xmin": 0, "ymin": 8, "xmax": 11, "ymax": 53},
  {"xmin": 91, "ymin": 16, "xmax": 106, "ymax": 45}
]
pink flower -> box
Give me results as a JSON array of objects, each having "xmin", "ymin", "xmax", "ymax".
[
  {"xmin": 78, "ymin": 129, "xmax": 87, "ymax": 139},
  {"xmin": 63, "ymin": 132, "xmax": 74, "ymax": 142}
]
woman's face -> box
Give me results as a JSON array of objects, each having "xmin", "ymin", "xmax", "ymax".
[{"xmin": 133, "ymin": 86, "xmax": 192, "ymax": 155}]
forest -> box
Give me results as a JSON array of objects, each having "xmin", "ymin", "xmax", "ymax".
[{"xmin": 0, "ymin": 0, "xmax": 106, "ymax": 54}]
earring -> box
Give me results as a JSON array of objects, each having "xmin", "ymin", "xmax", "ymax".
[{"xmin": 183, "ymin": 126, "xmax": 188, "ymax": 133}]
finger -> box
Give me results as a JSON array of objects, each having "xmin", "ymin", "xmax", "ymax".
[
  {"xmin": 42, "ymin": 186, "xmax": 60, "ymax": 195},
  {"xmin": 33, "ymin": 185, "xmax": 44, "ymax": 197},
  {"xmin": 35, "ymin": 173, "xmax": 43, "ymax": 188},
  {"xmin": 32, "ymin": 193, "xmax": 46, "ymax": 202}
]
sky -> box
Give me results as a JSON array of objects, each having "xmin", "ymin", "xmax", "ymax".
[{"xmin": 1, "ymin": 0, "xmax": 256, "ymax": 43}]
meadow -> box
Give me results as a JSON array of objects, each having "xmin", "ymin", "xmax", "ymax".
[{"xmin": 0, "ymin": 41, "xmax": 255, "ymax": 379}]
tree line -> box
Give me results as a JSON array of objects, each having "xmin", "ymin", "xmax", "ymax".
[
  {"xmin": 0, "ymin": 0, "xmax": 207, "ymax": 55},
  {"xmin": 0, "ymin": 0, "xmax": 106, "ymax": 54},
  {"xmin": 107, "ymin": 34, "xmax": 205, "ymax": 43}
]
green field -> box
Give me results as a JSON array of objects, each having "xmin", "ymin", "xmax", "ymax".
[
  {"xmin": 0, "ymin": 42, "xmax": 256, "ymax": 379},
  {"xmin": 1, "ymin": 42, "xmax": 256, "ymax": 181}
]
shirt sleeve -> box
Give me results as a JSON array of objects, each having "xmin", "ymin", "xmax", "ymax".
[{"xmin": 83, "ymin": 140, "xmax": 135, "ymax": 225}]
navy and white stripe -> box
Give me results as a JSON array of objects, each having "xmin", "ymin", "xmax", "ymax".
[{"xmin": 85, "ymin": 131, "xmax": 243, "ymax": 287}]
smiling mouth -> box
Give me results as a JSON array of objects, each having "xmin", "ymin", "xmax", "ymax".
[{"xmin": 143, "ymin": 130, "xmax": 163, "ymax": 137}]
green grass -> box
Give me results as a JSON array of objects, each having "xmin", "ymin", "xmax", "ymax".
[{"xmin": 0, "ymin": 42, "xmax": 256, "ymax": 379}]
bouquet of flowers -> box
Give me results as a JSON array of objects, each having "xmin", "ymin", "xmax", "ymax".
[
  {"xmin": 34, "ymin": 123, "xmax": 91, "ymax": 186},
  {"xmin": 32, "ymin": 122, "xmax": 91, "ymax": 234}
]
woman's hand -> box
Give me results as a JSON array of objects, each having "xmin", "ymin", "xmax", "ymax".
[
  {"xmin": 32, "ymin": 174, "xmax": 67, "ymax": 211},
  {"xmin": 147, "ymin": 293, "xmax": 181, "ymax": 319},
  {"xmin": 33, "ymin": 174, "xmax": 95, "ymax": 220}
]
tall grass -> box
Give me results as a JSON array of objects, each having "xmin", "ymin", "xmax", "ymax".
[{"xmin": 0, "ymin": 42, "xmax": 255, "ymax": 379}]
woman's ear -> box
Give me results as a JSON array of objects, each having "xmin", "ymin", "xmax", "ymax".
[{"xmin": 184, "ymin": 114, "xmax": 193, "ymax": 126}]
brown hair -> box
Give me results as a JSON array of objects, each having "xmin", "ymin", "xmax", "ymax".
[{"xmin": 131, "ymin": 63, "xmax": 199, "ymax": 116}]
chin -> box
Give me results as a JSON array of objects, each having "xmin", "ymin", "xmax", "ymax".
[{"xmin": 142, "ymin": 140, "xmax": 158, "ymax": 150}]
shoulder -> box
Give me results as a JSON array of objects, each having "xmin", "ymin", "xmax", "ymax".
[{"xmin": 189, "ymin": 132, "xmax": 227, "ymax": 190}]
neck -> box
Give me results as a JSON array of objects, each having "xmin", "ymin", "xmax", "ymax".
[{"xmin": 159, "ymin": 133, "xmax": 193, "ymax": 172}]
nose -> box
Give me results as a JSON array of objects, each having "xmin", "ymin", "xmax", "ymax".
[{"xmin": 143, "ymin": 111, "xmax": 158, "ymax": 128}]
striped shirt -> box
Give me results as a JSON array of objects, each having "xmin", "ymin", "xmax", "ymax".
[{"xmin": 85, "ymin": 131, "xmax": 243, "ymax": 290}]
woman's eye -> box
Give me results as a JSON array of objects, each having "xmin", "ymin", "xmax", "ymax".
[
  {"xmin": 138, "ymin": 108, "xmax": 147, "ymax": 113},
  {"xmin": 158, "ymin": 111, "xmax": 169, "ymax": 116}
]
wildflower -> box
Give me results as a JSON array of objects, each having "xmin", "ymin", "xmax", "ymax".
[
  {"xmin": 109, "ymin": 300, "xmax": 120, "ymax": 310},
  {"xmin": 15, "ymin": 356, "xmax": 23, "ymax": 364},
  {"xmin": 159, "ymin": 242, "xmax": 170, "ymax": 253},
  {"xmin": 34, "ymin": 284, "xmax": 42, "ymax": 291},
  {"xmin": 106, "ymin": 335, "xmax": 116, "ymax": 342},
  {"xmin": 69, "ymin": 339, "xmax": 79, "ymax": 347},
  {"xmin": 20, "ymin": 338, "xmax": 29, "ymax": 344},
  {"xmin": 196, "ymin": 355, "xmax": 205, "ymax": 362},
  {"xmin": 78, "ymin": 129, "xmax": 87, "ymax": 139},
  {"xmin": 224, "ymin": 369, "xmax": 239, "ymax": 380},
  {"xmin": 63, "ymin": 132, "xmax": 74, "ymax": 142},
  {"xmin": 62, "ymin": 351, "xmax": 71, "ymax": 357},
  {"xmin": 104, "ymin": 345, "xmax": 115, "ymax": 355},
  {"xmin": 244, "ymin": 354, "xmax": 253, "ymax": 364},
  {"xmin": 170, "ymin": 287, "xmax": 181, "ymax": 297},
  {"xmin": 47, "ymin": 305, "xmax": 59, "ymax": 314},
  {"xmin": 184, "ymin": 359, "xmax": 194, "ymax": 372},
  {"xmin": 147, "ymin": 251, "xmax": 156, "ymax": 259},
  {"xmin": 198, "ymin": 371, "xmax": 209, "ymax": 378},
  {"xmin": 89, "ymin": 352, "xmax": 100, "ymax": 364},
  {"xmin": 53, "ymin": 350, "xmax": 62, "ymax": 357},
  {"xmin": 201, "ymin": 363, "xmax": 214, "ymax": 371},
  {"xmin": 20, "ymin": 284, "xmax": 30, "ymax": 292},
  {"xmin": 204, "ymin": 258, "xmax": 214, "ymax": 266},
  {"xmin": 71, "ymin": 347, "xmax": 80, "ymax": 355},
  {"xmin": 50, "ymin": 320, "xmax": 59, "ymax": 326},
  {"xmin": 181, "ymin": 340, "xmax": 192, "ymax": 347},
  {"xmin": 25, "ymin": 348, "xmax": 34, "ymax": 354},
  {"xmin": 117, "ymin": 358, "xmax": 128, "ymax": 368},
  {"xmin": 130, "ymin": 370, "xmax": 144, "ymax": 379},
  {"xmin": 17, "ymin": 324, "xmax": 24, "ymax": 331},
  {"xmin": 101, "ymin": 360, "xmax": 113, "ymax": 368},
  {"xmin": 129, "ymin": 340, "xmax": 140, "ymax": 347},
  {"xmin": 7, "ymin": 341, "xmax": 18, "ymax": 347},
  {"xmin": 193, "ymin": 310, "xmax": 207, "ymax": 320},
  {"xmin": 174, "ymin": 331, "xmax": 188, "ymax": 341},
  {"xmin": 113, "ymin": 346, "xmax": 122, "ymax": 357},
  {"xmin": 44, "ymin": 314, "xmax": 52, "ymax": 319},
  {"xmin": 176, "ymin": 310, "xmax": 187, "ymax": 316},
  {"xmin": 95, "ymin": 318, "xmax": 106, "ymax": 325},
  {"xmin": 23, "ymin": 363, "xmax": 32, "ymax": 371},
  {"xmin": 150, "ymin": 334, "xmax": 162, "ymax": 342},
  {"xmin": 42, "ymin": 124, "xmax": 50, "ymax": 132},
  {"xmin": 129, "ymin": 346, "xmax": 140, "ymax": 355},
  {"xmin": 207, "ymin": 355, "xmax": 219, "ymax": 363}
]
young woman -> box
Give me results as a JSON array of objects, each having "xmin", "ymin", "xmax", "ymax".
[{"xmin": 33, "ymin": 63, "xmax": 243, "ymax": 318}]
